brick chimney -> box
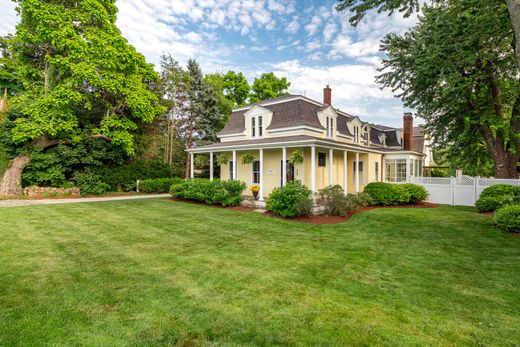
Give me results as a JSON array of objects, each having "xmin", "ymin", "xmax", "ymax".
[
  {"xmin": 403, "ymin": 112, "xmax": 413, "ymax": 151},
  {"xmin": 323, "ymin": 85, "xmax": 331, "ymax": 105}
]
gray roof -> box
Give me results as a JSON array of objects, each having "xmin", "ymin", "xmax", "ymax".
[{"xmin": 336, "ymin": 114, "xmax": 353, "ymax": 137}]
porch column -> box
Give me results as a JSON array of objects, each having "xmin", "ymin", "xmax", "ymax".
[
  {"xmin": 329, "ymin": 148, "xmax": 333, "ymax": 186},
  {"xmin": 190, "ymin": 153, "xmax": 194, "ymax": 179},
  {"xmin": 209, "ymin": 152, "xmax": 214, "ymax": 181},
  {"xmin": 259, "ymin": 148, "xmax": 264, "ymax": 201},
  {"xmin": 232, "ymin": 150, "xmax": 237, "ymax": 180},
  {"xmin": 382, "ymin": 157, "xmax": 386, "ymax": 182},
  {"xmin": 310, "ymin": 145, "xmax": 316, "ymax": 193},
  {"xmin": 282, "ymin": 147, "xmax": 287, "ymax": 186},
  {"xmin": 343, "ymin": 150, "xmax": 347, "ymax": 194},
  {"xmin": 355, "ymin": 152, "xmax": 360, "ymax": 193}
]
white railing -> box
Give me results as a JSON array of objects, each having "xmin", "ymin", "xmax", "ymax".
[{"xmin": 409, "ymin": 176, "xmax": 520, "ymax": 206}]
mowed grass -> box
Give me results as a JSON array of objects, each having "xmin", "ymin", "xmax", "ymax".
[{"xmin": 0, "ymin": 199, "xmax": 519, "ymax": 346}]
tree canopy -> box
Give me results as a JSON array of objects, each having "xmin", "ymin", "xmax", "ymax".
[
  {"xmin": 250, "ymin": 72, "xmax": 291, "ymax": 103},
  {"xmin": 377, "ymin": 0, "xmax": 519, "ymax": 177}
]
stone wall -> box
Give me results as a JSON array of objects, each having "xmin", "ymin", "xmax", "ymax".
[{"xmin": 23, "ymin": 186, "xmax": 80, "ymax": 198}]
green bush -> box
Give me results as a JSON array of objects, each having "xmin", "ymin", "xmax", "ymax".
[
  {"xmin": 139, "ymin": 177, "xmax": 183, "ymax": 193},
  {"xmin": 401, "ymin": 183, "xmax": 429, "ymax": 203},
  {"xmin": 480, "ymin": 184, "xmax": 520, "ymax": 199},
  {"xmin": 170, "ymin": 179, "xmax": 246, "ymax": 207},
  {"xmin": 476, "ymin": 195, "xmax": 516, "ymax": 212},
  {"xmin": 74, "ymin": 171, "xmax": 110, "ymax": 196},
  {"xmin": 364, "ymin": 182, "xmax": 401, "ymax": 205},
  {"xmin": 346, "ymin": 192, "xmax": 373, "ymax": 210},
  {"xmin": 266, "ymin": 181, "xmax": 313, "ymax": 218},
  {"xmin": 494, "ymin": 205, "xmax": 520, "ymax": 232},
  {"xmin": 318, "ymin": 185, "xmax": 349, "ymax": 216}
]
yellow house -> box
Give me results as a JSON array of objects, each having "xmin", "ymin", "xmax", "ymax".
[{"xmin": 187, "ymin": 86, "xmax": 425, "ymax": 201}]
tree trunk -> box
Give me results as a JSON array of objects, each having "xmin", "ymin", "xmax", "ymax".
[
  {"xmin": 184, "ymin": 113, "xmax": 194, "ymax": 178},
  {"xmin": 506, "ymin": 0, "xmax": 520, "ymax": 71},
  {"xmin": 0, "ymin": 155, "xmax": 31, "ymax": 196}
]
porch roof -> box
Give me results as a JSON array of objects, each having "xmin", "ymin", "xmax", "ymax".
[{"xmin": 188, "ymin": 135, "xmax": 425, "ymax": 156}]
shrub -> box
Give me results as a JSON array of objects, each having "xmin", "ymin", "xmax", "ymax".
[
  {"xmin": 476, "ymin": 195, "xmax": 516, "ymax": 212},
  {"xmin": 401, "ymin": 184, "xmax": 429, "ymax": 203},
  {"xmin": 170, "ymin": 179, "xmax": 246, "ymax": 207},
  {"xmin": 266, "ymin": 181, "xmax": 313, "ymax": 218},
  {"xmin": 494, "ymin": 205, "xmax": 520, "ymax": 232},
  {"xmin": 74, "ymin": 171, "xmax": 110, "ymax": 196},
  {"xmin": 221, "ymin": 180, "xmax": 247, "ymax": 206},
  {"xmin": 318, "ymin": 185, "xmax": 349, "ymax": 216},
  {"xmin": 480, "ymin": 184, "xmax": 520, "ymax": 199},
  {"xmin": 346, "ymin": 192, "xmax": 373, "ymax": 210},
  {"xmin": 139, "ymin": 177, "xmax": 183, "ymax": 193},
  {"xmin": 364, "ymin": 182, "xmax": 402, "ymax": 206}
]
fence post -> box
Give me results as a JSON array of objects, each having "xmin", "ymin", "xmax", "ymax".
[
  {"xmin": 474, "ymin": 176, "xmax": 479, "ymax": 205},
  {"xmin": 450, "ymin": 177, "xmax": 455, "ymax": 206}
]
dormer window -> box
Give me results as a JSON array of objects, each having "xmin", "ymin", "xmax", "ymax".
[
  {"xmin": 364, "ymin": 129, "xmax": 369, "ymax": 146},
  {"xmin": 326, "ymin": 116, "xmax": 334, "ymax": 138},
  {"xmin": 354, "ymin": 126, "xmax": 359, "ymax": 143},
  {"xmin": 251, "ymin": 116, "xmax": 263, "ymax": 138}
]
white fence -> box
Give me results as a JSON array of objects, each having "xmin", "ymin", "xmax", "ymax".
[{"xmin": 409, "ymin": 176, "xmax": 520, "ymax": 206}]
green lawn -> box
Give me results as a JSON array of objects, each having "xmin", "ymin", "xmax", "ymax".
[{"xmin": 0, "ymin": 199, "xmax": 519, "ymax": 346}]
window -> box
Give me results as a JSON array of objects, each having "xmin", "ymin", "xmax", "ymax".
[
  {"xmin": 375, "ymin": 162, "xmax": 379, "ymax": 181},
  {"xmin": 354, "ymin": 126, "xmax": 359, "ymax": 143},
  {"xmin": 364, "ymin": 130, "xmax": 369, "ymax": 146},
  {"xmin": 352, "ymin": 161, "xmax": 364, "ymax": 184},
  {"xmin": 229, "ymin": 160, "xmax": 234, "ymax": 180},
  {"xmin": 251, "ymin": 117, "xmax": 256, "ymax": 137},
  {"xmin": 252, "ymin": 160, "xmax": 260, "ymax": 184},
  {"xmin": 258, "ymin": 116, "xmax": 263, "ymax": 137},
  {"xmin": 318, "ymin": 152, "xmax": 326, "ymax": 167},
  {"xmin": 384, "ymin": 159, "xmax": 407, "ymax": 182},
  {"xmin": 250, "ymin": 116, "xmax": 263, "ymax": 138},
  {"xmin": 326, "ymin": 117, "xmax": 329, "ymax": 137},
  {"xmin": 326, "ymin": 117, "xmax": 333, "ymax": 138},
  {"xmin": 409, "ymin": 160, "xmax": 414, "ymax": 178}
]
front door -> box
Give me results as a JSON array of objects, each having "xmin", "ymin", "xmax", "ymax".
[{"xmin": 280, "ymin": 160, "xmax": 294, "ymax": 186}]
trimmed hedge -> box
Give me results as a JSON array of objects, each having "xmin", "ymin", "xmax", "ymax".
[
  {"xmin": 401, "ymin": 183, "xmax": 429, "ymax": 203},
  {"xmin": 266, "ymin": 181, "xmax": 313, "ymax": 218},
  {"xmin": 170, "ymin": 179, "xmax": 246, "ymax": 207},
  {"xmin": 139, "ymin": 177, "xmax": 183, "ymax": 193},
  {"xmin": 475, "ymin": 195, "xmax": 516, "ymax": 213},
  {"xmin": 494, "ymin": 205, "xmax": 520, "ymax": 232},
  {"xmin": 364, "ymin": 182, "xmax": 427, "ymax": 205},
  {"xmin": 480, "ymin": 184, "xmax": 520, "ymax": 199}
]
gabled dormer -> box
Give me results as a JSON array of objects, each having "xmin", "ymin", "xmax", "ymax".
[
  {"xmin": 317, "ymin": 105, "xmax": 338, "ymax": 140},
  {"xmin": 244, "ymin": 105, "xmax": 272, "ymax": 139},
  {"xmin": 346, "ymin": 116, "xmax": 363, "ymax": 145}
]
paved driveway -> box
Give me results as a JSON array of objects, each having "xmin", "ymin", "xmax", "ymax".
[{"xmin": 0, "ymin": 194, "xmax": 170, "ymax": 208}]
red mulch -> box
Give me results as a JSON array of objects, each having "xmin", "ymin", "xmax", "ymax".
[
  {"xmin": 170, "ymin": 198, "xmax": 438, "ymax": 225},
  {"xmin": 264, "ymin": 202, "xmax": 439, "ymax": 224}
]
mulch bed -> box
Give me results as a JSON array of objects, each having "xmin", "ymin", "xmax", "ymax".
[
  {"xmin": 264, "ymin": 202, "xmax": 439, "ymax": 224},
  {"xmin": 169, "ymin": 198, "xmax": 438, "ymax": 225}
]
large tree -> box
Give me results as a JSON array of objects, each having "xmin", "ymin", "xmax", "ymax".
[
  {"xmin": 0, "ymin": 0, "xmax": 164, "ymax": 195},
  {"xmin": 222, "ymin": 71, "xmax": 250, "ymax": 106},
  {"xmin": 336, "ymin": 0, "xmax": 520, "ymax": 71},
  {"xmin": 376, "ymin": 0, "xmax": 520, "ymax": 177},
  {"xmin": 250, "ymin": 72, "xmax": 290, "ymax": 103}
]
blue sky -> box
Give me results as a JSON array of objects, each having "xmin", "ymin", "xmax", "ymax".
[{"xmin": 0, "ymin": 0, "xmax": 419, "ymax": 127}]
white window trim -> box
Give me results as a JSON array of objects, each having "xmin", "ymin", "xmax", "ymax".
[{"xmin": 251, "ymin": 159, "xmax": 260, "ymax": 184}]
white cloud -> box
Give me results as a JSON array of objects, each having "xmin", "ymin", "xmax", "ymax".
[
  {"xmin": 305, "ymin": 15, "xmax": 322, "ymax": 36},
  {"xmin": 0, "ymin": 0, "xmax": 17, "ymax": 36}
]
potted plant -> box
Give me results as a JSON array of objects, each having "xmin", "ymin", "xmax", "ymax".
[
  {"xmin": 250, "ymin": 185, "xmax": 260, "ymax": 200},
  {"xmin": 241, "ymin": 153, "xmax": 255, "ymax": 165},
  {"xmin": 289, "ymin": 149, "xmax": 304, "ymax": 165},
  {"xmin": 215, "ymin": 154, "xmax": 229, "ymax": 166}
]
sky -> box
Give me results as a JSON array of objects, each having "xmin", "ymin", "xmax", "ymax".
[{"xmin": 0, "ymin": 0, "xmax": 419, "ymax": 127}]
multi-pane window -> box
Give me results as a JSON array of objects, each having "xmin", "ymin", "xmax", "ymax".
[
  {"xmin": 354, "ymin": 126, "xmax": 359, "ymax": 143},
  {"xmin": 318, "ymin": 152, "xmax": 326, "ymax": 167},
  {"xmin": 251, "ymin": 116, "xmax": 263, "ymax": 138},
  {"xmin": 375, "ymin": 162, "xmax": 379, "ymax": 181},
  {"xmin": 364, "ymin": 130, "xmax": 369, "ymax": 146},
  {"xmin": 252, "ymin": 160, "xmax": 260, "ymax": 184},
  {"xmin": 384, "ymin": 159, "xmax": 407, "ymax": 182},
  {"xmin": 409, "ymin": 160, "xmax": 414, "ymax": 178},
  {"xmin": 352, "ymin": 161, "xmax": 364, "ymax": 184},
  {"xmin": 326, "ymin": 116, "xmax": 334, "ymax": 138},
  {"xmin": 229, "ymin": 160, "xmax": 234, "ymax": 180}
]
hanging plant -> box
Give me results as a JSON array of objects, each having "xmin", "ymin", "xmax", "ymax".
[
  {"xmin": 289, "ymin": 149, "xmax": 304, "ymax": 165},
  {"xmin": 241, "ymin": 153, "xmax": 255, "ymax": 165},
  {"xmin": 194, "ymin": 155, "xmax": 209, "ymax": 169},
  {"xmin": 215, "ymin": 154, "xmax": 229, "ymax": 166}
]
